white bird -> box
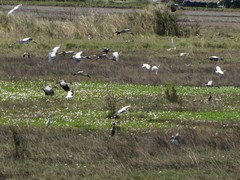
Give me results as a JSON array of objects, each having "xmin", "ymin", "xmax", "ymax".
[
  {"xmin": 66, "ymin": 89, "xmax": 74, "ymax": 99},
  {"xmin": 46, "ymin": 118, "xmax": 51, "ymax": 127},
  {"xmin": 205, "ymin": 80, "xmax": 213, "ymax": 87},
  {"xmin": 216, "ymin": 66, "xmax": 225, "ymax": 75},
  {"xmin": 117, "ymin": 105, "xmax": 131, "ymax": 114},
  {"xmin": 151, "ymin": 65, "xmax": 160, "ymax": 74},
  {"xmin": 72, "ymin": 51, "xmax": 83, "ymax": 63},
  {"xmin": 72, "ymin": 51, "xmax": 91, "ymax": 63},
  {"xmin": 180, "ymin": 52, "xmax": 189, "ymax": 57},
  {"xmin": 8, "ymin": 4, "xmax": 22, "ymax": 15},
  {"xmin": 42, "ymin": 85, "xmax": 55, "ymax": 96},
  {"xmin": 142, "ymin": 64, "xmax": 151, "ymax": 70},
  {"xmin": 48, "ymin": 45, "xmax": 60, "ymax": 62},
  {"xmin": 116, "ymin": 29, "xmax": 133, "ymax": 35},
  {"xmin": 112, "ymin": 51, "xmax": 120, "ymax": 61},
  {"xmin": 170, "ymin": 132, "xmax": 180, "ymax": 148},
  {"xmin": 208, "ymin": 56, "xmax": 223, "ymax": 61},
  {"xmin": 167, "ymin": 38, "xmax": 176, "ymax": 51},
  {"xmin": 9, "ymin": 37, "xmax": 37, "ymax": 47}
]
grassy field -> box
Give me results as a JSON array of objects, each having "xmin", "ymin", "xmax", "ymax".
[{"xmin": 0, "ymin": 4, "xmax": 240, "ymax": 179}]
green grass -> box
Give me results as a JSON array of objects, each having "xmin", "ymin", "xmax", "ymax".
[{"xmin": 0, "ymin": 80, "xmax": 239, "ymax": 130}]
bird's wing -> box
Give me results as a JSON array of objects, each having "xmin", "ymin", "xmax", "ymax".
[
  {"xmin": 216, "ymin": 66, "xmax": 221, "ymax": 71},
  {"xmin": 112, "ymin": 52, "xmax": 120, "ymax": 61},
  {"xmin": 52, "ymin": 45, "xmax": 60, "ymax": 54},
  {"xmin": 8, "ymin": 4, "xmax": 22, "ymax": 14}
]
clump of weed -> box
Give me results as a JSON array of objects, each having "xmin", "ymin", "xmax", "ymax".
[
  {"xmin": 164, "ymin": 84, "xmax": 182, "ymax": 104},
  {"xmin": 154, "ymin": 8, "xmax": 190, "ymax": 37},
  {"xmin": 10, "ymin": 127, "xmax": 28, "ymax": 159},
  {"xmin": 105, "ymin": 91, "xmax": 118, "ymax": 119}
]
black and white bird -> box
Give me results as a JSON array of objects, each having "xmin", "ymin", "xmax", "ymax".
[
  {"xmin": 208, "ymin": 93, "xmax": 213, "ymax": 102},
  {"xmin": 57, "ymin": 80, "xmax": 71, "ymax": 92},
  {"xmin": 46, "ymin": 118, "xmax": 51, "ymax": 127},
  {"xmin": 151, "ymin": 65, "xmax": 160, "ymax": 75},
  {"xmin": 9, "ymin": 37, "xmax": 37, "ymax": 47},
  {"xmin": 102, "ymin": 47, "xmax": 111, "ymax": 54},
  {"xmin": 115, "ymin": 29, "xmax": 134, "ymax": 35},
  {"xmin": 61, "ymin": 51, "xmax": 75, "ymax": 56},
  {"xmin": 96, "ymin": 53, "xmax": 109, "ymax": 60},
  {"xmin": 216, "ymin": 66, "xmax": 225, "ymax": 75},
  {"xmin": 23, "ymin": 52, "xmax": 31, "ymax": 58},
  {"xmin": 167, "ymin": 38, "xmax": 176, "ymax": 51},
  {"xmin": 66, "ymin": 89, "xmax": 74, "ymax": 99},
  {"xmin": 73, "ymin": 71, "xmax": 91, "ymax": 78},
  {"xmin": 170, "ymin": 131, "xmax": 180, "ymax": 148},
  {"xmin": 111, "ymin": 122, "xmax": 117, "ymax": 136},
  {"xmin": 170, "ymin": 3, "xmax": 178, "ymax": 12},
  {"xmin": 48, "ymin": 45, "xmax": 60, "ymax": 62},
  {"xmin": 8, "ymin": 4, "xmax": 22, "ymax": 14},
  {"xmin": 42, "ymin": 85, "xmax": 55, "ymax": 96},
  {"xmin": 205, "ymin": 80, "xmax": 213, "ymax": 87},
  {"xmin": 208, "ymin": 56, "xmax": 223, "ymax": 61}
]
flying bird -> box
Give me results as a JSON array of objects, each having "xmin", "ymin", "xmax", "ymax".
[
  {"xmin": 61, "ymin": 51, "xmax": 75, "ymax": 56},
  {"xmin": 9, "ymin": 37, "xmax": 37, "ymax": 47},
  {"xmin": 48, "ymin": 45, "xmax": 60, "ymax": 62},
  {"xmin": 170, "ymin": 131, "xmax": 180, "ymax": 148},
  {"xmin": 151, "ymin": 65, "xmax": 160, "ymax": 75},
  {"xmin": 208, "ymin": 56, "xmax": 223, "ymax": 61},
  {"xmin": 180, "ymin": 52, "xmax": 189, "ymax": 57},
  {"xmin": 215, "ymin": 66, "xmax": 225, "ymax": 75},
  {"xmin": 111, "ymin": 122, "xmax": 117, "ymax": 136},
  {"xmin": 46, "ymin": 118, "xmax": 51, "ymax": 127},
  {"xmin": 8, "ymin": 4, "xmax": 22, "ymax": 14},
  {"xmin": 66, "ymin": 89, "xmax": 74, "ymax": 99},
  {"xmin": 73, "ymin": 71, "xmax": 91, "ymax": 78},
  {"xmin": 170, "ymin": 3, "xmax": 178, "ymax": 12},
  {"xmin": 115, "ymin": 28, "xmax": 134, "ymax": 35},
  {"xmin": 57, "ymin": 80, "xmax": 71, "ymax": 92},
  {"xmin": 42, "ymin": 85, "xmax": 55, "ymax": 96},
  {"xmin": 167, "ymin": 38, "xmax": 176, "ymax": 51},
  {"xmin": 102, "ymin": 47, "xmax": 111, "ymax": 54},
  {"xmin": 205, "ymin": 80, "xmax": 213, "ymax": 87},
  {"xmin": 142, "ymin": 64, "xmax": 151, "ymax": 70},
  {"xmin": 112, "ymin": 51, "xmax": 120, "ymax": 61},
  {"xmin": 72, "ymin": 51, "xmax": 91, "ymax": 63},
  {"xmin": 116, "ymin": 105, "xmax": 131, "ymax": 115}
]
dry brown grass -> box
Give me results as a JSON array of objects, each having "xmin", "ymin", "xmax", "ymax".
[
  {"xmin": 0, "ymin": 125, "xmax": 239, "ymax": 179},
  {"xmin": 0, "ymin": 52, "xmax": 239, "ymax": 87}
]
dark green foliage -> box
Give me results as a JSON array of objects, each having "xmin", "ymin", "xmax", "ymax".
[
  {"xmin": 105, "ymin": 91, "xmax": 118, "ymax": 119},
  {"xmin": 154, "ymin": 9, "xmax": 190, "ymax": 37},
  {"xmin": 10, "ymin": 127, "xmax": 28, "ymax": 159},
  {"xmin": 164, "ymin": 84, "xmax": 182, "ymax": 104}
]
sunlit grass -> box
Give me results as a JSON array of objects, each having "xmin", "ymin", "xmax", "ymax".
[{"xmin": 0, "ymin": 80, "xmax": 239, "ymax": 130}]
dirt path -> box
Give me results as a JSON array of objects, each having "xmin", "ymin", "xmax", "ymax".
[{"xmin": 1, "ymin": 5, "xmax": 240, "ymax": 28}]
